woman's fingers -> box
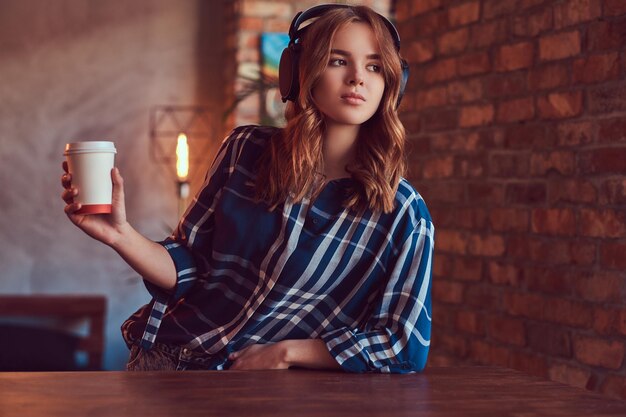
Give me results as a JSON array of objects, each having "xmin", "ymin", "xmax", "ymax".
[
  {"xmin": 64, "ymin": 202, "xmax": 82, "ymax": 215},
  {"xmin": 61, "ymin": 160, "xmax": 71, "ymax": 189},
  {"xmin": 61, "ymin": 187, "xmax": 77, "ymax": 204},
  {"xmin": 61, "ymin": 173, "xmax": 72, "ymax": 189},
  {"xmin": 111, "ymin": 167, "xmax": 124, "ymax": 193},
  {"xmin": 111, "ymin": 167, "xmax": 127, "ymax": 221},
  {"xmin": 61, "ymin": 160, "xmax": 77, "ymax": 215}
]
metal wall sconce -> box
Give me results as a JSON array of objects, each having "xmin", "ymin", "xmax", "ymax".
[{"xmin": 149, "ymin": 105, "xmax": 216, "ymax": 217}]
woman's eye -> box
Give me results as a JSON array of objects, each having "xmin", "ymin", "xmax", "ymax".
[
  {"xmin": 367, "ymin": 64, "xmax": 381, "ymax": 73},
  {"xmin": 329, "ymin": 58, "xmax": 346, "ymax": 66}
]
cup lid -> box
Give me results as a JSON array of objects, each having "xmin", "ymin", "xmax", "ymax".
[{"xmin": 64, "ymin": 141, "xmax": 117, "ymax": 155}]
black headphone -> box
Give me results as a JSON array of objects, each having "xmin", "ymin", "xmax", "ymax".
[{"xmin": 278, "ymin": 4, "xmax": 410, "ymax": 109}]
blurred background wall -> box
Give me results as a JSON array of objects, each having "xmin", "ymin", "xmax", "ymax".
[{"xmin": 0, "ymin": 0, "xmax": 237, "ymax": 370}]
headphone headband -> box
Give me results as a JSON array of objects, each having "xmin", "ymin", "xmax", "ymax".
[{"xmin": 288, "ymin": 4, "xmax": 401, "ymax": 51}]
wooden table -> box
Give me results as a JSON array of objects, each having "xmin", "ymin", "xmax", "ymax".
[{"xmin": 1, "ymin": 366, "xmax": 625, "ymax": 416}]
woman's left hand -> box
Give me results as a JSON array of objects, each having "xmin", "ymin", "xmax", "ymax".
[{"xmin": 228, "ymin": 342, "xmax": 290, "ymax": 370}]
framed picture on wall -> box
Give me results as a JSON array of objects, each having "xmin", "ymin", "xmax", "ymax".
[{"xmin": 260, "ymin": 32, "xmax": 290, "ymax": 126}]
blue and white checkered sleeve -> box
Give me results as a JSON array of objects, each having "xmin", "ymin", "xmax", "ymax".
[
  {"xmin": 321, "ymin": 219, "xmax": 435, "ymax": 374},
  {"xmin": 143, "ymin": 238, "xmax": 198, "ymax": 302},
  {"xmin": 142, "ymin": 126, "xmax": 251, "ymax": 303}
]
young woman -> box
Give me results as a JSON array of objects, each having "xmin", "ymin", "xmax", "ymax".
[{"xmin": 61, "ymin": 4, "xmax": 434, "ymax": 373}]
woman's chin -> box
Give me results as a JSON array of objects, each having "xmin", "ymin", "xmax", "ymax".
[{"xmin": 323, "ymin": 113, "xmax": 375, "ymax": 127}]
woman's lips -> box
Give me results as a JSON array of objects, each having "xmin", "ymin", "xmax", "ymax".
[{"xmin": 341, "ymin": 93, "xmax": 366, "ymax": 105}]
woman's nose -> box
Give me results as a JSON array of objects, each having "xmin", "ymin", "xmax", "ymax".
[
  {"xmin": 349, "ymin": 76, "xmax": 364, "ymax": 86},
  {"xmin": 347, "ymin": 68, "xmax": 365, "ymax": 86}
]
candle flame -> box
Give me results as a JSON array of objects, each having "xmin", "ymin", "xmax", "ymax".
[{"xmin": 176, "ymin": 133, "xmax": 189, "ymax": 180}]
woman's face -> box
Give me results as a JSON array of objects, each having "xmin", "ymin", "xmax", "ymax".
[{"xmin": 312, "ymin": 22, "xmax": 386, "ymax": 127}]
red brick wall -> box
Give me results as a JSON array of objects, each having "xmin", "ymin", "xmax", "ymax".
[
  {"xmin": 222, "ymin": 0, "xmax": 241, "ymax": 132},
  {"xmin": 396, "ymin": 0, "xmax": 626, "ymax": 399}
]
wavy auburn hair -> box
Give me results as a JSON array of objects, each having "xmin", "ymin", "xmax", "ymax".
[{"xmin": 255, "ymin": 6, "xmax": 407, "ymax": 213}]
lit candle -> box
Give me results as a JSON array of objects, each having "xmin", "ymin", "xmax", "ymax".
[{"xmin": 176, "ymin": 133, "xmax": 189, "ymax": 181}]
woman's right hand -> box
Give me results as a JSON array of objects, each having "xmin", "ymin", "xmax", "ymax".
[{"xmin": 61, "ymin": 160, "xmax": 129, "ymax": 247}]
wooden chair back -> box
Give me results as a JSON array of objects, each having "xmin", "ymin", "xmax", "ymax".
[{"xmin": 0, "ymin": 295, "xmax": 106, "ymax": 370}]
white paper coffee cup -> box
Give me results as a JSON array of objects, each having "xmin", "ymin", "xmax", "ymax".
[{"xmin": 64, "ymin": 141, "xmax": 117, "ymax": 215}]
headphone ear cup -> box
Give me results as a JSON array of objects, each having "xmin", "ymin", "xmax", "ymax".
[
  {"xmin": 396, "ymin": 59, "xmax": 410, "ymax": 109},
  {"xmin": 279, "ymin": 45, "xmax": 300, "ymax": 103}
]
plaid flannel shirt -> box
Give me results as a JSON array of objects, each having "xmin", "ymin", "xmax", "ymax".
[{"xmin": 122, "ymin": 125, "xmax": 434, "ymax": 373}]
